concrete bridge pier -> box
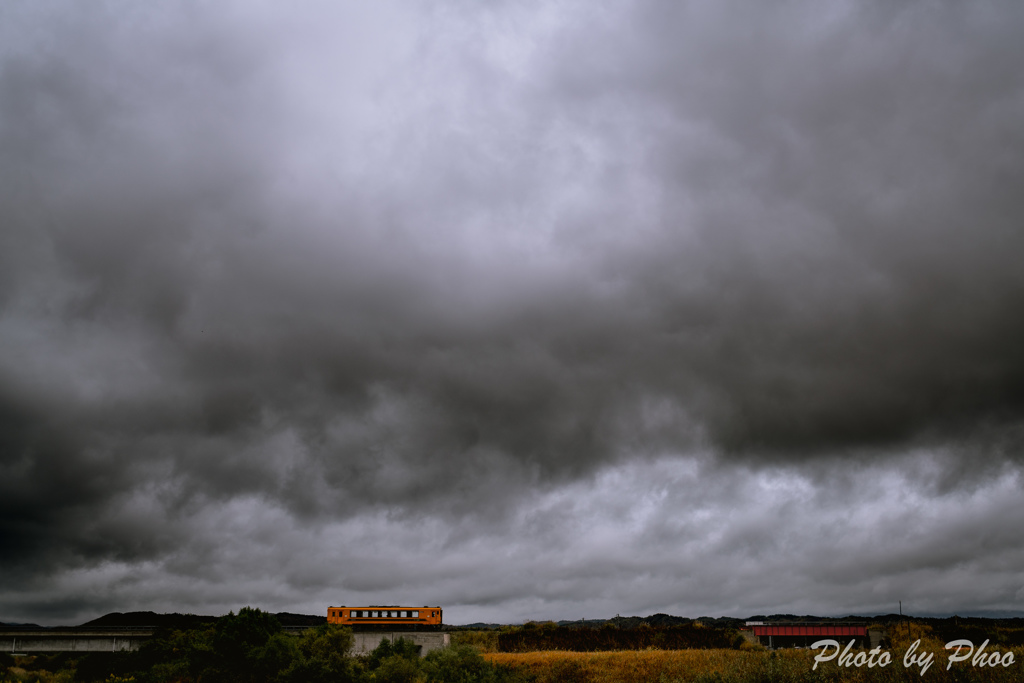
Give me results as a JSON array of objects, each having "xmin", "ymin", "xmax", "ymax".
[{"xmin": 350, "ymin": 631, "xmax": 450, "ymax": 657}]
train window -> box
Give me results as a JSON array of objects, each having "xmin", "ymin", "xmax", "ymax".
[
  {"xmin": 400, "ymin": 611, "xmax": 407, "ymax": 618},
  {"xmin": 372, "ymin": 611, "xmax": 379, "ymax": 618},
  {"xmin": 412, "ymin": 611, "xmax": 419, "ymax": 617}
]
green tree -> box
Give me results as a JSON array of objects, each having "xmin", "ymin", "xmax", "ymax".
[
  {"xmin": 365, "ymin": 637, "xmax": 421, "ymax": 671},
  {"xmin": 134, "ymin": 623, "xmax": 217, "ymax": 682},
  {"xmin": 214, "ymin": 607, "xmax": 282, "ymax": 661},
  {"xmin": 359, "ymin": 637, "xmax": 424, "ymax": 683},
  {"xmin": 279, "ymin": 624, "xmax": 357, "ymax": 683},
  {"xmin": 203, "ymin": 607, "xmax": 292, "ymax": 683}
]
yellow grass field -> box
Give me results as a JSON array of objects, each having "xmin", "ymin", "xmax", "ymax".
[
  {"xmin": 483, "ymin": 645, "xmax": 1024, "ymax": 683},
  {"xmin": 486, "ymin": 648, "xmax": 788, "ymax": 682}
]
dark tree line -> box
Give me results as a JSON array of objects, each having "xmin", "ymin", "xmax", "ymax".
[
  {"xmin": 497, "ymin": 621, "xmax": 743, "ymax": 653},
  {"xmin": 58, "ymin": 607, "xmax": 523, "ymax": 683}
]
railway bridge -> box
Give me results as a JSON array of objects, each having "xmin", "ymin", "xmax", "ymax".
[
  {"xmin": 1, "ymin": 629, "xmax": 152, "ymax": 653},
  {"xmin": 1, "ymin": 627, "xmax": 450, "ymax": 656}
]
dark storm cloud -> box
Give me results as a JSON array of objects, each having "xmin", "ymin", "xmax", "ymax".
[
  {"xmin": 546, "ymin": 1, "xmax": 1024, "ymax": 457},
  {"xmin": 2, "ymin": 0, "xmax": 1024, "ymax": 623}
]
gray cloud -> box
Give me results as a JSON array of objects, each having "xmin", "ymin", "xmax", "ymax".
[{"xmin": 2, "ymin": 0, "xmax": 1024, "ymax": 624}]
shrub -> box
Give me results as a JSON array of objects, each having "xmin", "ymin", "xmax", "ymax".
[
  {"xmin": 372, "ymin": 655, "xmax": 422, "ymax": 683},
  {"xmin": 451, "ymin": 631, "xmax": 500, "ymax": 654},
  {"xmin": 422, "ymin": 644, "xmax": 499, "ymax": 683}
]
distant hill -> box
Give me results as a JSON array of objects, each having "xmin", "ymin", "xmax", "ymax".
[
  {"xmin": 0, "ymin": 622, "xmax": 43, "ymax": 630},
  {"xmin": 274, "ymin": 612, "xmax": 326, "ymax": 627},
  {"xmin": 80, "ymin": 611, "xmax": 217, "ymax": 629},
  {"xmin": 555, "ymin": 619, "xmax": 612, "ymax": 628},
  {"xmin": 46, "ymin": 610, "xmax": 1024, "ymax": 633},
  {"xmin": 78, "ymin": 611, "xmax": 325, "ymax": 629}
]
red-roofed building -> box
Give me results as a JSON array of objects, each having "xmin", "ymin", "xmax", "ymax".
[{"xmin": 741, "ymin": 621, "xmax": 872, "ymax": 649}]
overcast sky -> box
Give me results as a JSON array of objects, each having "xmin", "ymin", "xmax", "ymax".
[{"xmin": 3, "ymin": 0, "xmax": 1024, "ymax": 627}]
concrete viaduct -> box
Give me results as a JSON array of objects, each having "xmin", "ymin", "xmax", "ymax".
[{"xmin": 1, "ymin": 628, "xmax": 450, "ymax": 656}]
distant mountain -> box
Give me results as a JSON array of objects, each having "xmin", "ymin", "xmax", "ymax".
[
  {"xmin": 57, "ymin": 610, "xmax": 1024, "ymax": 633},
  {"xmin": 80, "ymin": 611, "xmax": 217, "ymax": 629},
  {"xmin": 0, "ymin": 622, "xmax": 43, "ymax": 630},
  {"xmin": 78, "ymin": 610, "xmax": 325, "ymax": 629}
]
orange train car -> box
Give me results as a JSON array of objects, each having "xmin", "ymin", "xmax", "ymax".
[{"xmin": 327, "ymin": 606, "xmax": 443, "ymax": 629}]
